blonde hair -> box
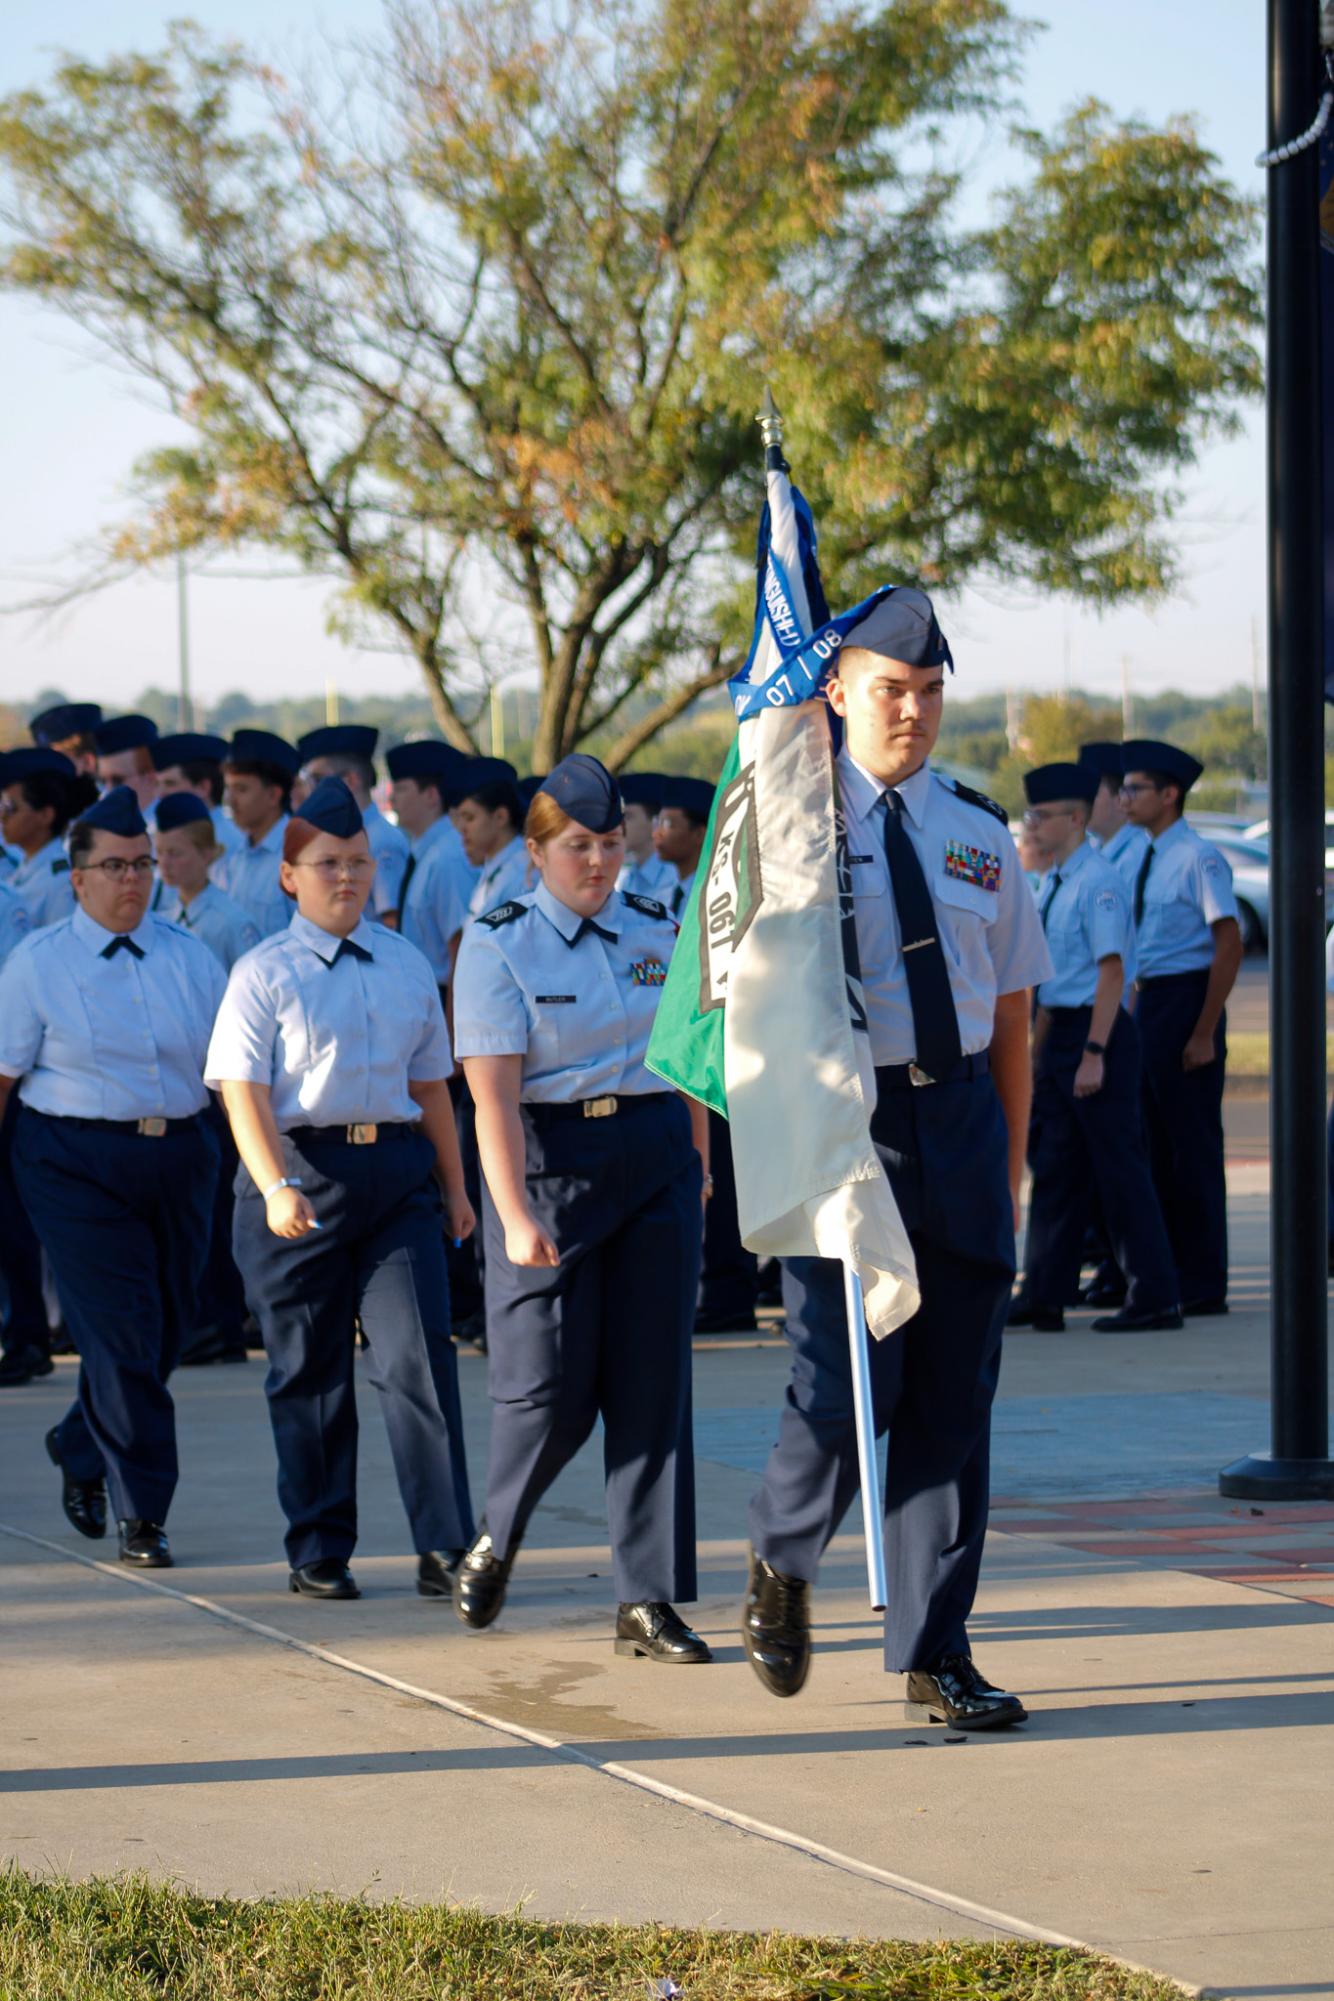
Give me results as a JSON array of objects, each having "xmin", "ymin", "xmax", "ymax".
[{"xmin": 159, "ymin": 819, "xmax": 222, "ymax": 862}]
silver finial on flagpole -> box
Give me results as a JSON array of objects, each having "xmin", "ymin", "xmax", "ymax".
[{"xmin": 757, "ymin": 387, "xmax": 784, "ymax": 450}]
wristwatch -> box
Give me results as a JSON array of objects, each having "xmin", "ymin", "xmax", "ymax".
[{"xmin": 1084, "ymin": 1040, "xmax": 1106, "ymax": 1057}]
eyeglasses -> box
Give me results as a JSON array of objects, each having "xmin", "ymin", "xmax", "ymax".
[
  {"xmin": 1118, "ymin": 781, "xmax": 1157, "ymax": 797},
  {"xmin": 290, "ymin": 858, "xmax": 375, "ymax": 881},
  {"xmin": 1022, "ymin": 806, "xmax": 1074, "ymax": 824},
  {"xmin": 79, "ymin": 857, "xmax": 156, "ymax": 881}
]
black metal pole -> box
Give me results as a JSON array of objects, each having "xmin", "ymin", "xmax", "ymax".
[{"xmin": 1220, "ymin": 0, "xmax": 1334, "ymax": 1499}]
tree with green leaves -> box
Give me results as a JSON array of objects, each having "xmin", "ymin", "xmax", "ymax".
[{"xmin": 0, "ymin": 1, "xmax": 1261, "ymax": 766}]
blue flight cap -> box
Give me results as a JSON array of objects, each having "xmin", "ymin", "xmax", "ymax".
[
  {"xmin": 386, "ymin": 739, "xmax": 461, "ymax": 783},
  {"xmin": 296, "ymin": 775, "xmax": 365, "ymax": 839},
  {"xmin": 840, "ymin": 587, "xmax": 954, "ymax": 672},
  {"xmin": 1024, "ymin": 762, "xmax": 1099, "ymax": 807},
  {"xmin": 537, "ymin": 755, "xmax": 623, "ymax": 833},
  {"xmin": 152, "ymin": 732, "xmax": 229, "ymax": 771},
  {"xmin": 226, "ymin": 729, "xmax": 301, "ymax": 777},
  {"xmin": 619, "ymin": 771, "xmax": 667, "ymax": 813},
  {"xmin": 517, "ymin": 773, "xmax": 547, "ymax": 809},
  {"xmin": 30, "ymin": 702, "xmax": 103, "ymax": 745},
  {"xmin": 459, "ymin": 756, "xmax": 519, "ymax": 797},
  {"xmin": 0, "ymin": 746, "xmax": 77, "ymax": 786},
  {"xmin": 76, "ymin": 785, "xmax": 148, "ymax": 840},
  {"xmin": 1120, "ymin": 739, "xmax": 1204, "ymax": 793},
  {"xmin": 1077, "ymin": 741, "xmax": 1126, "ymax": 781},
  {"xmin": 296, "ymin": 724, "xmax": 379, "ymax": 762},
  {"xmin": 94, "ymin": 713, "xmax": 159, "ymax": 756},
  {"xmin": 660, "ymin": 775, "xmax": 716, "ymax": 823},
  {"xmin": 154, "ymin": 792, "xmax": 214, "ymax": 833}
]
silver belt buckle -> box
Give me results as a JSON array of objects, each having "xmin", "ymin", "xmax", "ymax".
[
  {"xmin": 348, "ymin": 1122, "xmax": 378, "ymax": 1145},
  {"xmin": 583, "ymin": 1096, "xmax": 618, "ymax": 1119},
  {"xmin": 907, "ymin": 1064, "xmax": 934, "ymax": 1088},
  {"xmin": 137, "ymin": 1116, "xmax": 168, "ymax": 1137}
]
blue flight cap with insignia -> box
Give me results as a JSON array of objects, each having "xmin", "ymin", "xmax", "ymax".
[
  {"xmin": 154, "ymin": 792, "xmax": 214, "ymax": 833},
  {"xmin": 94, "ymin": 713, "xmax": 159, "ymax": 756},
  {"xmin": 839, "ymin": 587, "xmax": 954, "ymax": 673},
  {"xmin": 30, "ymin": 702, "xmax": 103, "ymax": 746},
  {"xmin": 296, "ymin": 724, "xmax": 379, "ymax": 762},
  {"xmin": 76, "ymin": 785, "xmax": 148, "ymax": 840},
  {"xmin": 537, "ymin": 754, "xmax": 623, "ymax": 833},
  {"xmin": 660, "ymin": 775, "xmax": 716, "ymax": 823},
  {"xmin": 152, "ymin": 732, "xmax": 229, "ymax": 771},
  {"xmin": 0, "ymin": 746, "xmax": 77, "ymax": 786},
  {"xmin": 296, "ymin": 775, "xmax": 365, "ymax": 838},
  {"xmin": 1077, "ymin": 741, "xmax": 1126, "ymax": 782},
  {"xmin": 226, "ymin": 729, "xmax": 301, "ymax": 777},
  {"xmin": 619, "ymin": 771, "xmax": 667, "ymax": 813},
  {"xmin": 1120, "ymin": 739, "xmax": 1204, "ymax": 794},
  {"xmin": 1024, "ymin": 762, "xmax": 1099, "ymax": 807}
]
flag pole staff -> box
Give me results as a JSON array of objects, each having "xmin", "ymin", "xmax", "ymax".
[{"xmin": 757, "ymin": 386, "xmax": 888, "ymax": 1610}]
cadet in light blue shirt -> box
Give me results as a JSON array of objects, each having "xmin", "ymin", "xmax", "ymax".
[
  {"xmin": 215, "ymin": 729, "xmax": 300, "ymax": 938},
  {"xmin": 615, "ymin": 772, "xmax": 677, "ymax": 900},
  {"xmin": 1078, "ymin": 742, "xmax": 1149, "ymax": 881},
  {"xmin": 206, "ymin": 775, "xmax": 474, "ymax": 1601},
  {"xmin": 456, "ymin": 758, "xmax": 531, "ymax": 923},
  {"xmin": 154, "ymin": 793, "xmax": 260, "ymax": 972},
  {"xmin": 385, "ymin": 740, "xmax": 478, "ymax": 989},
  {"xmin": 452, "ymin": 754, "xmax": 709, "ymax": 1662},
  {"xmin": 1121, "ymin": 739, "xmax": 1243, "ymax": 1314},
  {"xmin": 1012, "ymin": 764, "xmax": 1178, "ymax": 1337},
  {"xmin": 0, "ymin": 787, "xmax": 223, "ymax": 1564},
  {"xmin": 0, "ymin": 748, "xmax": 96, "ymax": 930},
  {"xmin": 654, "ymin": 776, "xmax": 713, "ymax": 919},
  {"xmin": 295, "ymin": 725, "xmax": 410, "ymax": 921},
  {"xmin": 151, "ymin": 732, "xmax": 245, "ymax": 861}
]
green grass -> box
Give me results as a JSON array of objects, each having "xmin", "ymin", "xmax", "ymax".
[
  {"xmin": 1223, "ymin": 1031, "xmax": 1334, "ymax": 1077},
  {"xmin": 0, "ymin": 1871, "xmax": 1188, "ymax": 2001}
]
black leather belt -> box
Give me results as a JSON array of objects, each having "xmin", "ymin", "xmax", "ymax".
[
  {"xmin": 29, "ymin": 1110, "xmax": 203, "ymax": 1137},
  {"xmin": 524, "ymin": 1092, "xmax": 673, "ymax": 1122},
  {"xmin": 287, "ymin": 1122, "xmax": 421, "ymax": 1145},
  {"xmin": 875, "ymin": 1051, "xmax": 991, "ymax": 1089}
]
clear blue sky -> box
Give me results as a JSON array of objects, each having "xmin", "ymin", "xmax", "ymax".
[{"xmin": 0, "ymin": 0, "xmax": 1264, "ymax": 719}]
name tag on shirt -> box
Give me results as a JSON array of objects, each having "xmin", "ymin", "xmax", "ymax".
[
  {"xmin": 536, "ymin": 994, "xmax": 577, "ymax": 1004},
  {"xmin": 943, "ymin": 840, "xmax": 1001, "ymax": 893},
  {"xmin": 848, "ymin": 854, "xmax": 875, "ymax": 866}
]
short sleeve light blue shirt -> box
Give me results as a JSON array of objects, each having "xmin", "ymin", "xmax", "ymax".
[
  {"xmin": 211, "ymin": 805, "xmax": 245, "ymax": 858},
  {"xmin": 454, "ymin": 882, "xmax": 677, "ymax": 1103},
  {"xmin": 163, "ymin": 881, "xmax": 261, "ymax": 973},
  {"xmin": 206, "ymin": 912, "xmax": 453, "ymax": 1129},
  {"xmin": 838, "ymin": 752, "xmax": 1052, "ymax": 1065},
  {"xmin": 0, "ymin": 907, "xmax": 224, "ymax": 1119},
  {"xmin": 12, "ymin": 836, "xmax": 74, "ymax": 930},
  {"xmin": 0, "ymin": 882, "xmax": 32, "ymax": 967},
  {"xmin": 1134, "ymin": 818, "xmax": 1238, "ymax": 978},
  {"xmin": 1035, "ymin": 838, "xmax": 1135, "ymax": 1006},
  {"xmin": 363, "ymin": 801, "xmax": 411, "ymax": 919},
  {"xmin": 0, "ymin": 843, "xmax": 19, "ymax": 882},
  {"xmin": 401, "ymin": 815, "xmax": 475, "ymax": 983},
  {"xmin": 213, "ymin": 816, "xmax": 292, "ymax": 938},
  {"xmin": 467, "ymin": 834, "xmax": 532, "ymax": 925},
  {"xmin": 1096, "ymin": 820, "xmax": 1150, "ymax": 883},
  {"xmin": 617, "ymin": 852, "xmax": 676, "ymax": 901}
]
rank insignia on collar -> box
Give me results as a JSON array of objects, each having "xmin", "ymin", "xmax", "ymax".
[
  {"xmin": 630, "ymin": 957, "xmax": 667, "ymax": 986},
  {"xmin": 943, "ymin": 840, "xmax": 1001, "ymax": 892}
]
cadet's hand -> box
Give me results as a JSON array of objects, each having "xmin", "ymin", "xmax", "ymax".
[
  {"xmin": 446, "ymin": 1186, "xmax": 476, "ymax": 1243},
  {"xmin": 1073, "ymin": 1052, "xmax": 1105, "ymax": 1099},
  {"xmin": 266, "ymin": 1186, "xmax": 317, "ymax": 1239},
  {"xmin": 1182, "ymin": 1030, "xmax": 1216, "ymax": 1072},
  {"xmin": 505, "ymin": 1216, "xmax": 560, "ymax": 1268}
]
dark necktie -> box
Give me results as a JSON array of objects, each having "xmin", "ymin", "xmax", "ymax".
[
  {"xmin": 882, "ymin": 791, "xmax": 962, "ymax": 1080},
  {"xmin": 333, "ymin": 937, "xmax": 372, "ymax": 964},
  {"xmin": 1039, "ymin": 871, "xmax": 1063, "ymax": 931},
  {"xmin": 1133, "ymin": 844, "xmax": 1155, "ymax": 926},
  {"xmin": 570, "ymin": 916, "xmax": 616, "ymax": 948},
  {"xmin": 671, "ymin": 882, "xmax": 685, "ymax": 916},
  {"xmin": 399, "ymin": 852, "xmax": 417, "ymax": 907},
  {"xmin": 101, "ymin": 935, "xmax": 144, "ymax": 960}
]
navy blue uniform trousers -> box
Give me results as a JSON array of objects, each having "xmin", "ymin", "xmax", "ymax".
[
  {"xmin": 1023, "ymin": 1006, "xmax": 1178, "ymax": 1315},
  {"xmin": 186, "ymin": 1100, "xmax": 250, "ymax": 1353},
  {"xmin": 15, "ymin": 1106, "xmax": 218, "ymax": 1523},
  {"xmin": 1136, "ymin": 970, "xmax": 1228, "ymax": 1305},
  {"xmin": 233, "ymin": 1129, "xmax": 473, "ymax": 1570},
  {"xmin": 698, "ymin": 1110, "xmax": 758, "ymax": 1323},
  {"xmin": 749, "ymin": 1068, "xmax": 1014, "ymax": 1672},
  {"xmin": 0, "ymin": 1087, "xmax": 48, "ymax": 1359},
  {"xmin": 481, "ymin": 1093, "xmax": 702, "ymax": 1605}
]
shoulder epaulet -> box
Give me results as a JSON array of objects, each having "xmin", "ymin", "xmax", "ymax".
[
  {"xmin": 51, "ymin": 858, "xmax": 70, "ymax": 875},
  {"xmin": 622, "ymin": 891, "xmax": 671, "ymax": 921},
  {"xmin": 945, "ymin": 778, "xmax": 1009, "ymax": 827},
  {"xmin": 477, "ymin": 899, "xmax": 527, "ymax": 931}
]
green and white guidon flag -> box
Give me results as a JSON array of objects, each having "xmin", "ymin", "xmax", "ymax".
[{"xmin": 646, "ymin": 463, "xmax": 919, "ymax": 1339}]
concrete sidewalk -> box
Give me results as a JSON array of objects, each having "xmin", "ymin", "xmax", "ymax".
[{"xmin": 2, "ymin": 1180, "xmax": 1332, "ymax": 1999}]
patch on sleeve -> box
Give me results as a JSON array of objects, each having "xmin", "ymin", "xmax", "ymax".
[
  {"xmin": 946, "ymin": 778, "xmax": 1009, "ymax": 825},
  {"xmin": 1201, "ymin": 855, "xmax": 1226, "ymax": 876},
  {"xmin": 943, "ymin": 840, "xmax": 1001, "ymax": 893},
  {"xmin": 1095, "ymin": 890, "xmax": 1119, "ymax": 911},
  {"xmin": 476, "ymin": 900, "xmax": 527, "ymax": 930},
  {"xmin": 629, "ymin": 956, "xmax": 667, "ymax": 987},
  {"xmin": 622, "ymin": 891, "xmax": 670, "ymax": 920}
]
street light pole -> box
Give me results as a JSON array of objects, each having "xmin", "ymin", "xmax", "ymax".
[
  {"xmin": 1221, "ymin": 0, "xmax": 1334, "ymax": 1499},
  {"xmin": 175, "ymin": 552, "xmax": 193, "ymax": 730}
]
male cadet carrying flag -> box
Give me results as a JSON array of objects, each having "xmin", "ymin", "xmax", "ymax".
[{"xmin": 649, "ymin": 393, "xmax": 1050, "ymax": 1728}]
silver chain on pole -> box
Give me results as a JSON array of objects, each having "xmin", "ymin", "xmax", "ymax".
[{"xmin": 1256, "ymin": 4, "xmax": 1334, "ymax": 167}]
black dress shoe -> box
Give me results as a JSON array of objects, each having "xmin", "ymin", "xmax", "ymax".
[
  {"xmin": 742, "ymin": 1548, "xmax": 811, "ymax": 1697},
  {"xmin": 45, "ymin": 1426, "xmax": 107, "ymax": 1539},
  {"xmin": 1079, "ymin": 1282, "xmax": 1126, "ymax": 1309},
  {"xmin": 1182, "ymin": 1297, "xmax": 1229, "ymax": 1317},
  {"xmin": 0, "ymin": 1344, "xmax": 54, "ymax": 1386},
  {"xmin": 1091, "ymin": 1305, "xmax": 1184, "ymax": 1332},
  {"xmin": 118, "ymin": 1519, "xmax": 172, "ymax": 1568},
  {"xmin": 416, "ymin": 1549, "xmax": 465, "ymax": 1598},
  {"xmin": 452, "ymin": 1526, "xmax": 518, "ymax": 1628},
  {"xmin": 1006, "ymin": 1301, "xmax": 1064, "ymax": 1331},
  {"xmin": 905, "ymin": 1653, "xmax": 1027, "ymax": 1730},
  {"xmin": 289, "ymin": 1558, "xmax": 360, "ymax": 1599},
  {"xmin": 615, "ymin": 1601, "xmax": 713, "ymax": 1663}
]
